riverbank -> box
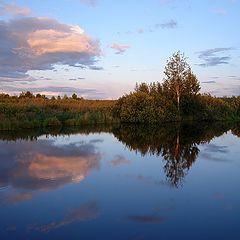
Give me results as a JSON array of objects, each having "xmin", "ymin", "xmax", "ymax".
[{"xmin": 0, "ymin": 96, "xmax": 118, "ymax": 130}]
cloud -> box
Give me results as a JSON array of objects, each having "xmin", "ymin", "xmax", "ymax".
[
  {"xmin": 213, "ymin": 8, "xmax": 227, "ymax": 16},
  {"xmin": 209, "ymin": 85, "xmax": 240, "ymax": 96},
  {"xmin": 127, "ymin": 215, "xmax": 164, "ymax": 224},
  {"xmin": 89, "ymin": 66, "xmax": 104, "ymax": 70},
  {"xmin": 0, "ymin": 2, "xmax": 31, "ymax": 16},
  {"xmin": 196, "ymin": 47, "xmax": 234, "ymax": 67},
  {"xmin": 110, "ymin": 155, "xmax": 130, "ymax": 167},
  {"xmin": 110, "ymin": 43, "xmax": 131, "ymax": 54},
  {"xmin": 79, "ymin": 0, "xmax": 98, "ymax": 7},
  {"xmin": 0, "ymin": 139, "xmax": 101, "ymax": 194},
  {"xmin": 200, "ymin": 153, "xmax": 228, "ymax": 162},
  {"xmin": 156, "ymin": 19, "xmax": 177, "ymax": 29},
  {"xmin": 204, "ymin": 144, "xmax": 229, "ymax": 153},
  {"xmin": 202, "ymin": 81, "xmax": 216, "ymax": 84},
  {"xmin": 0, "ymin": 17, "xmax": 101, "ymax": 80},
  {"xmin": 137, "ymin": 28, "xmax": 145, "ymax": 34},
  {"xmin": 120, "ymin": 19, "xmax": 178, "ymax": 36},
  {"xmin": 34, "ymin": 201, "xmax": 99, "ymax": 232}
]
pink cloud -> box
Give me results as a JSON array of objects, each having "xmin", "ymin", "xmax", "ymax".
[
  {"xmin": 110, "ymin": 43, "xmax": 131, "ymax": 54},
  {"xmin": 0, "ymin": 17, "xmax": 101, "ymax": 80},
  {"xmin": 0, "ymin": 2, "xmax": 31, "ymax": 16},
  {"xmin": 110, "ymin": 155, "xmax": 130, "ymax": 167},
  {"xmin": 28, "ymin": 27, "xmax": 99, "ymax": 55}
]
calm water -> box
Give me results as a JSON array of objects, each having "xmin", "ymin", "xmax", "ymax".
[{"xmin": 0, "ymin": 123, "xmax": 240, "ymax": 240}]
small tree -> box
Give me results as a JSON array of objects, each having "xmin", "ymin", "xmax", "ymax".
[
  {"xmin": 163, "ymin": 51, "xmax": 200, "ymax": 111},
  {"xmin": 19, "ymin": 91, "xmax": 34, "ymax": 99},
  {"xmin": 72, "ymin": 93, "xmax": 78, "ymax": 100}
]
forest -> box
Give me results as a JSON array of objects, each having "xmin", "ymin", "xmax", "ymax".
[{"xmin": 0, "ymin": 52, "xmax": 240, "ymax": 130}]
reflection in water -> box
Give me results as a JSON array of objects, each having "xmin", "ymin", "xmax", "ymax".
[
  {"xmin": 0, "ymin": 139, "xmax": 101, "ymax": 205},
  {"xmin": 0, "ymin": 122, "xmax": 239, "ymax": 194},
  {"xmin": 113, "ymin": 122, "xmax": 236, "ymax": 187},
  {"xmin": 0, "ymin": 123, "xmax": 239, "ymax": 239},
  {"xmin": 34, "ymin": 201, "xmax": 99, "ymax": 233},
  {"xmin": 127, "ymin": 215, "xmax": 164, "ymax": 224},
  {"xmin": 110, "ymin": 155, "xmax": 130, "ymax": 167}
]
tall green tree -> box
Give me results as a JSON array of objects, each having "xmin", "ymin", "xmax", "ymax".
[{"xmin": 163, "ymin": 51, "xmax": 200, "ymax": 111}]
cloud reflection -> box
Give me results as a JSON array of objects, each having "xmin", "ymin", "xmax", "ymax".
[
  {"xmin": 34, "ymin": 201, "xmax": 99, "ymax": 232},
  {"xmin": 111, "ymin": 155, "xmax": 130, "ymax": 167},
  {"xmin": 0, "ymin": 139, "xmax": 101, "ymax": 205}
]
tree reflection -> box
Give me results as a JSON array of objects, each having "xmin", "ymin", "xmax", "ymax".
[
  {"xmin": 0, "ymin": 122, "xmax": 238, "ymax": 188},
  {"xmin": 113, "ymin": 122, "xmax": 234, "ymax": 187}
]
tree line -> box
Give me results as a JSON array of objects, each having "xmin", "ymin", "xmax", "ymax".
[
  {"xmin": 114, "ymin": 52, "xmax": 240, "ymax": 123},
  {"xmin": 0, "ymin": 51, "xmax": 240, "ymax": 130}
]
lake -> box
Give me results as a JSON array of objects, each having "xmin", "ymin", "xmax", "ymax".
[{"xmin": 0, "ymin": 123, "xmax": 240, "ymax": 240}]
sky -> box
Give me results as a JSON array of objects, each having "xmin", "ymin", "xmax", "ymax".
[{"xmin": 0, "ymin": 0, "xmax": 239, "ymax": 99}]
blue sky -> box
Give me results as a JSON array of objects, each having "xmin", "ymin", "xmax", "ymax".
[{"xmin": 0, "ymin": 0, "xmax": 239, "ymax": 98}]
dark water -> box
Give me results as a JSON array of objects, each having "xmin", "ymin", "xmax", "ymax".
[{"xmin": 0, "ymin": 123, "xmax": 240, "ymax": 240}]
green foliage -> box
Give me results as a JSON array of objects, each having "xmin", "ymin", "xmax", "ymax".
[
  {"xmin": 163, "ymin": 51, "xmax": 200, "ymax": 111},
  {"xmin": 43, "ymin": 117, "xmax": 62, "ymax": 127},
  {"xmin": 0, "ymin": 94, "xmax": 118, "ymax": 130},
  {"xmin": 115, "ymin": 52, "xmax": 240, "ymax": 123}
]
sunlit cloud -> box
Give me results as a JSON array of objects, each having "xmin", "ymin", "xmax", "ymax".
[
  {"xmin": 27, "ymin": 27, "xmax": 97, "ymax": 55},
  {"xmin": 0, "ymin": 17, "xmax": 101, "ymax": 80},
  {"xmin": 0, "ymin": 139, "xmax": 101, "ymax": 194},
  {"xmin": 0, "ymin": 2, "xmax": 31, "ymax": 16},
  {"xmin": 110, "ymin": 43, "xmax": 131, "ymax": 54}
]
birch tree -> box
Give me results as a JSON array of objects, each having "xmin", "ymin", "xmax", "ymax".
[{"xmin": 163, "ymin": 51, "xmax": 200, "ymax": 111}]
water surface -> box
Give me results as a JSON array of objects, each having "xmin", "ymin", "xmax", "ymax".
[{"xmin": 0, "ymin": 123, "xmax": 240, "ymax": 239}]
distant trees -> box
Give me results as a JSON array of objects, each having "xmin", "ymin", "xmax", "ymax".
[
  {"xmin": 19, "ymin": 91, "xmax": 34, "ymax": 99},
  {"xmin": 0, "ymin": 93, "xmax": 117, "ymax": 130},
  {"xmin": 0, "ymin": 51, "xmax": 239, "ymax": 129}
]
